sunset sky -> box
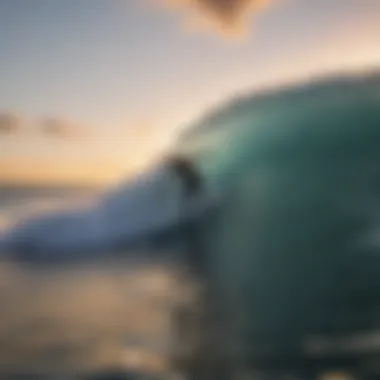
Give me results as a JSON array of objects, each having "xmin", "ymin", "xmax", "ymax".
[{"xmin": 0, "ymin": 0, "xmax": 379, "ymax": 184}]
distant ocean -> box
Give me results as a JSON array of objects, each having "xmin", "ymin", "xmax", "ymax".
[
  {"xmin": 0, "ymin": 184, "xmax": 101, "ymax": 230},
  {"xmin": 0, "ymin": 184, "xmax": 183, "ymax": 377}
]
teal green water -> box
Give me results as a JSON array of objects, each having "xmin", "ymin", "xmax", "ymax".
[{"xmin": 176, "ymin": 71, "xmax": 380, "ymax": 363}]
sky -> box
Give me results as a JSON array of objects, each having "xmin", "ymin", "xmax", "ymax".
[{"xmin": 0, "ymin": 0, "xmax": 379, "ymax": 184}]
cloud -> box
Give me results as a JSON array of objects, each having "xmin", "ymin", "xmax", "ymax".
[
  {"xmin": 0, "ymin": 112, "xmax": 21, "ymax": 134},
  {"xmin": 161, "ymin": 0, "xmax": 270, "ymax": 36},
  {"xmin": 40, "ymin": 117, "xmax": 89, "ymax": 141},
  {"xmin": 0, "ymin": 111, "xmax": 89, "ymax": 140}
]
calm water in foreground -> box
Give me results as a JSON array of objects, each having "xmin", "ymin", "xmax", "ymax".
[{"xmin": 0, "ymin": 185, "xmax": 185, "ymax": 377}]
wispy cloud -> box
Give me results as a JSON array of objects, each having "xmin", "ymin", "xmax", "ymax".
[
  {"xmin": 40, "ymin": 117, "xmax": 89, "ymax": 141},
  {"xmin": 0, "ymin": 112, "xmax": 21, "ymax": 135},
  {"xmin": 0, "ymin": 111, "xmax": 89, "ymax": 141},
  {"xmin": 160, "ymin": 0, "xmax": 271, "ymax": 37}
]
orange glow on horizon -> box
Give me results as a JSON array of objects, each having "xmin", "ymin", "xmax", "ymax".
[{"xmin": 0, "ymin": 158, "xmax": 136, "ymax": 186}]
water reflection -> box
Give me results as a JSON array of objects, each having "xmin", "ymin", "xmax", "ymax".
[{"xmin": 0, "ymin": 258, "xmax": 184, "ymax": 378}]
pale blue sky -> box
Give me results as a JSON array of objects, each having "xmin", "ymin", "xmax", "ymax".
[{"xmin": 0, "ymin": 0, "xmax": 379, "ymax": 182}]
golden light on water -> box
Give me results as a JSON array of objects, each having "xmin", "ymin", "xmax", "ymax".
[{"xmin": 0, "ymin": 259, "xmax": 193, "ymax": 376}]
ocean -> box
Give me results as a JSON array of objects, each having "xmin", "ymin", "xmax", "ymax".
[{"xmin": 0, "ymin": 185, "xmax": 186, "ymax": 378}]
